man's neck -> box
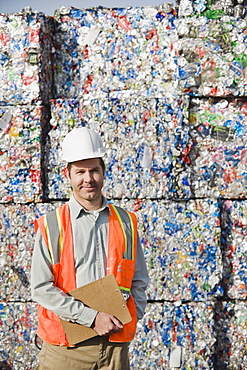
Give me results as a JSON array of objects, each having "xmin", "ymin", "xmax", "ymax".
[{"xmin": 74, "ymin": 195, "xmax": 103, "ymax": 212}]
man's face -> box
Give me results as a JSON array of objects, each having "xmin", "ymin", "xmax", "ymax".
[{"xmin": 67, "ymin": 158, "xmax": 105, "ymax": 210}]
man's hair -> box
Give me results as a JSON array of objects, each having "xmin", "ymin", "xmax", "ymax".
[{"xmin": 67, "ymin": 158, "xmax": 106, "ymax": 177}]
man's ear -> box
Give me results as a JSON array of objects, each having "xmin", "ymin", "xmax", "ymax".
[{"xmin": 65, "ymin": 167, "xmax": 71, "ymax": 183}]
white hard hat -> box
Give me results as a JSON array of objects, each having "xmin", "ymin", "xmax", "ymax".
[{"xmin": 62, "ymin": 127, "xmax": 105, "ymax": 162}]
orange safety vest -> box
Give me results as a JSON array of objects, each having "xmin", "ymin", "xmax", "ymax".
[{"xmin": 34, "ymin": 202, "xmax": 138, "ymax": 346}]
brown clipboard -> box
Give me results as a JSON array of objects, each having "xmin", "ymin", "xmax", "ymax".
[{"xmin": 59, "ymin": 274, "xmax": 132, "ymax": 344}]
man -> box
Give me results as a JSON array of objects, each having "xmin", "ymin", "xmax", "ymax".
[{"xmin": 31, "ymin": 127, "xmax": 149, "ymax": 370}]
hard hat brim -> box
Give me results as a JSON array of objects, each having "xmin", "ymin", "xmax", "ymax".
[{"xmin": 62, "ymin": 150, "xmax": 105, "ymax": 163}]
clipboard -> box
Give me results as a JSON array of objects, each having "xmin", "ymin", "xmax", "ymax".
[{"xmin": 59, "ymin": 274, "xmax": 132, "ymax": 344}]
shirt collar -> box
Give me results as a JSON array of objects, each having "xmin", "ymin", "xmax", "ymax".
[{"xmin": 69, "ymin": 194, "xmax": 109, "ymax": 219}]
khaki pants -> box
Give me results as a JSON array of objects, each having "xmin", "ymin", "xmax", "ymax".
[{"xmin": 38, "ymin": 336, "xmax": 130, "ymax": 370}]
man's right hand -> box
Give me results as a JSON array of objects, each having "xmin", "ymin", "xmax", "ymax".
[{"xmin": 92, "ymin": 312, "xmax": 123, "ymax": 336}]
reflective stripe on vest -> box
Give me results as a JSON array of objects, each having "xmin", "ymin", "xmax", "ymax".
[
  {"xmin": 44, "ymin": 208, "xmax": 63, "ymax": 265},
  {"xmin": 109, "ymin": 204, "xmax": 135, "ymax": 261},
  {"xmin": 108, "ymin": 203, "xmax": 136, "ymax": 297}
]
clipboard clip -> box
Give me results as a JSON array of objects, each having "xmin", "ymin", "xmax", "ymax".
[{"xmin": 120, "ymin": 289, "xmax": 130, "ymax": 301}]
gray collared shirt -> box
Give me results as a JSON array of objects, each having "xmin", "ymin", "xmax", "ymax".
[{"xmin": 31, "ymin": 195, "xmax": 149, "ymax": 328}]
